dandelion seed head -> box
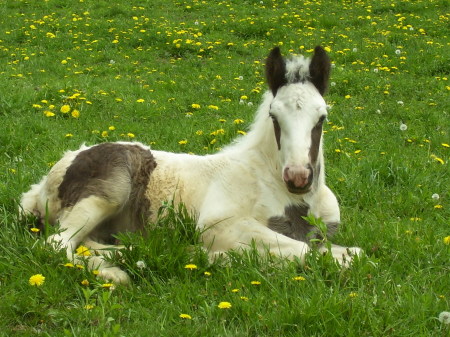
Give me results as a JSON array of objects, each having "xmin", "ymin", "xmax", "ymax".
[
  {"xmin": 438, "ymin": 311, "xmax": 450, "ymax": 324},
  {"xmin": 432, "ymin": 193, "xmax": 440, "ymax": 200},
  {"xmin": 136, "ymin": 260, "xmax": 146, "ymax": 269},
  {"xmin": 399, "ymin": 123, "xmax": 407, "ymax": 131}
]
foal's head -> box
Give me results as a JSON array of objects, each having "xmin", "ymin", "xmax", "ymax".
[{"xmin": 265, "ymin": 46, "xmax": 331, "ymax": 194}]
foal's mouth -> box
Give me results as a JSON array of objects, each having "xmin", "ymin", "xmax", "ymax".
[{"xmin": 285, "ymin": 180, "xmax": 312, "ymax": 194}]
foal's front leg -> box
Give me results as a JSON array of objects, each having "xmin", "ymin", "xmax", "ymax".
[
  {"xmin": 201, "ymin": 217, "xmax": 311, "ymax": 263},
  {"xmin": 307, "ymin": 185, "xmax": 363, "ymax": 264}
]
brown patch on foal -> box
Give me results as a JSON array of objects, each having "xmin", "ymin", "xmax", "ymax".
[
  {"xmin": 58, "ymin": 143, "xmax": 157, "ymax": 243},
  {"xmin": 268, "ymin": 204, "xmax": 338, "ymax": 242}
]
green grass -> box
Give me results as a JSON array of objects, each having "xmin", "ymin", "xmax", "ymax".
[{"xmin": 0, "ymin": 0, "xmax": 449, "ymax": 335}]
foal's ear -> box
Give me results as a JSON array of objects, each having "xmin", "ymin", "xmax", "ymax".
[
  {"xmin": 309, "ymin": 46, "xmax": 331, "ymax": 96},
  {"xmin": 266, "ymin": 47, "xmax": 287, "ymax": 96}
]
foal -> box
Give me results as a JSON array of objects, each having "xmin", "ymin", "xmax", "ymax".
[{"xmin": 21, "ymin": 46, "xmax": 362, "ymax": 284}]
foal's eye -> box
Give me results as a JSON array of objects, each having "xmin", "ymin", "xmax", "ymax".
[
  {"xmin": 269, "ymin": 113, "xmax": 277, "ymax": 122},
  {"xmin": 316, "ymin": 115, "xmax": 326, "ymax": 125}
]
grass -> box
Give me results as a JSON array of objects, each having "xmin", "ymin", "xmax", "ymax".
[{"xmin": 0, "ymin": 0, "xmax": 449, "ymax": 335}]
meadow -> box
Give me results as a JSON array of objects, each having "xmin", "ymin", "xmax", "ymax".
[{"xmin": 0, "ymin": 0, "xmax": 449, "ymax": 335}]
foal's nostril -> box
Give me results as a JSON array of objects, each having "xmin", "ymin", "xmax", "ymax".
[{"xmin": 283, "ymin": 165, "xmax": 313, "ymax": 189}]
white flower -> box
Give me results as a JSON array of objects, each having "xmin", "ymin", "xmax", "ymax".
[
  {"xmin": 395, "ymin": 49, "xmax": 401, "ymax": 55},
  {"xmin": 397, "ymin": 100, "xmax": 404, "ymax": 105},
  {"xmin": 373, "ymin": 68, "xmax": 379, "ymax": 73},
  {"xmin": 194, "ymin": 20, "xmax": 199, "ymax": 25},
  {"xmin": 136, "ymin": 260, "xmax": 146, "ymax": 269},
  {"xmin": 238, "ymin": 76, "xmax": 243, "ymax": 80},
  {"xmin": 239, "ymin": 99, "xmax": 245, "ymax": 105},
  {"xmin": 330, "ymin": 81, "xmax": 336, "ymax": 87},
  {"xmin": 247, "ymin": 102, "xmax": 253, "ymax": 107},
  {"xmin": 399, "ymin": 123, "xmax": 407, "ymax": 131},
  {"xmin": 376, "ymin": 109, "xmax": 381, "ymax": 114},
  {"xmin": 352, "ymin": 48, "xmax": 358, "ymax": 52},
  {"xmin": 438, "ymin": 311, "xmax": 450, "ymax": 324},
  {"xmin": 109, "ymin": 60, "xmax": 115, "ymax": 64},
  {"xmin": 432, "ymin": 193, "xmax": 440, "ymax": 200}
]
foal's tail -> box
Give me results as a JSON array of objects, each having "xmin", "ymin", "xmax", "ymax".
[{"xmin": 19, "ymin": 177, "xmax": 48, "ymax": 227}]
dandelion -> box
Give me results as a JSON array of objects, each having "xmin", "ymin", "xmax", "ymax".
[
  {"xmin": 344, "ymin": 95, "xmax": 351, "ymax": 99},
  {"xmin": 218, "ymin": 301, "xmax": 232, "ymax": 309},
  {"xmin": 399, "ymin": 123, "xmax": 407, "ymax": 131},
  {"xmin": 431, "ymin": 155, "xmax": 445, "ymax": 164},
  {"xmin": 292, "ymin": 276, "xmax": 306, "ymax": 281},
  {"xmin": 71, "ymin": 109, "xmax": 80, "ymax": 118},
  {"xmin": 179, "ymin": 313, "xmax": 192, "ymax": 319},
  {"xmin": 101, "ymin": 131, "xmax": 108, "ymax": 138},
  {"xmin": 81, "ymin": 279, "xmax": 89, "ymax": 286},
  {"xmin": 438, "ymin": 311, "xmax": 450, "ymax": 324},
  {"xmin": 30, "ymin": 227, "xmax": 40, "ymax": 233},
  {"xmin": 65, "ymin": 133, "xmax": 73, "ymax": 138},
  {"xmin": 231, "ymin": 288, "xmax": 240, "ymax": 293},
  {"xmin": 29, "ymin": 274, "xmax": 45, "ymax": 286},
  {"xmin": 251, "ymin": 281, "xmax": 261, "ymax": 285},
  {"xmin": 234, "ymin": 119, "xmax": 244, "ymax": 124},
  {"xmin": 136, "ymin": 260, "xmax": 146, "ymax": 269},
  {"xmin": 101, "ymin": 283, "xmax": 114, "ymax": 289},
  {"xmin": 60, "ymin": 105, "xmax": 71, "ymax": 114},
  {"xmin": 184, "ymin": 264, "xmax": 197, "ymax": 270},
  {"xmin": 127, "ymin": 133, "xmax": 135, "ymax": 138},
  {"xmin": 444, "ymin": 236, "xmax": 450, "ymax": 245},
  {"xmin": 240, "ymin": 296, "xmax": 249, "ymax": 301},
  {"xmin": 204, "ymin": 271, "xmax": 211, "ymax": 276},
  {"xmin": 191, "ymin": 103, "xmax": 201, "ymax": 109},
  {"xmin": 84, "ymin": 304, "xmax": 95, "ymax": 310},
  {"xmin": 395, "ymin": 49, "xmax": 401, "ymax": 55},
  {"xmin": 397, "ymin": 100, "xmax": 404, "ymax": 105},
  {"xmin": 108, "ymin": 126, "xmax": 116, "ymax": 131},
  {"xmin": 136, "ymin": 98, "xmax": 145, "ymax": 103},
  {"xmin": 63, "ymin": 262, "xmax": 74, "ymax": 268},
  {"xmin": 178, "ymin": 139, "xmax": 188, "ymax": 145},
  {"xmin": 76, "ymin": 245, "xmax": 91, "ymax": 256},
  {"xmin": 349, "ymin": 292, "xmax": 358, "ymax": 298},
  {"xmin": 44, "ymin": 110, "xmax": 55, "ymax": 117},
  {"xmin": 442, "ymin": 143, "xmax": 450, "ymax": 148},
  {"xmin": 208, "ymin": 105, "xmax": 219, "ymax": 110},
  {"xmin": 432, "ymin": 193, "xmax": 440, "ymax": 200}
]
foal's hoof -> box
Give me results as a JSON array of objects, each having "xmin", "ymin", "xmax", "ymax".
[{"xmin": 98, "ymin": 267, "xmax": 131, "ymax": 285}]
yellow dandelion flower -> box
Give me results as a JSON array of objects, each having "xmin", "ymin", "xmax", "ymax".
[
  {"xmin": 102, "ymin": 283, "xmax": 114, "ymax": 289},
  {"xmin": 29, "ymin": 274, "xmax": 45, "ymax": 286},
  {"xmin": 84, "ymin": 304, "xmax": 95, "ymax": 310},
  {"xmin": 191, "ymin": 103, "xmax": 201, "ymax": 109},
  {"xmin": 108, "ymin": 126, "xmax": 116, "ymax": 131},
  {"xmin": 292, "ymin": 276, "xmax": 306, "ymax": 281},
  {"xmin": 92, "ymin": 270, "xmax": 100, "ymax": 276},
  {"xmin": 127, "ymin": 133, "xmax": 135, "ymax": 138},
  {"xmin": 81, "ymin": 279, "xmax": 90, "ymax": 286},
  {"xmin": 63, "ymin": 262, "xmax": 74, "ymax": 268},
  {"xmin": 349, "ymin": 292, "xmax": 358, "ymax": 298},
  {"xmin": 136, "ymin": 98, "xmax": 145, "ymax": 103},
  {"xmin": 233, "ymin": 119, "xmax": 244, "ymax": 124},
  {"xmin": 204, "ymin": 271, "xmax": 211, "ymax": 276},
  {"xmin": 218, "ymin": 301, "xmax": 232, "ymax": 309},
  {"xmin": 237, "ymin": 130, "xmax": 247, "ymax": 135},
  {"xmin": 65, "ymin": 133, "xmax": 73, "ymax": 138},
  {"xmin": 101, "ymin": 131, "xmax": 108, "ymax": 138},
  {"xmin": 231, "ymin": 288, "xmax": 240, "ymax": 293},
  {"xmin": 240, "ymin": 296, "xmax": 249, "ymax": 301},
  {"xmin": 444, "ymin": 236, "xmax": 450, "ymax": 245},
  {"xmin": 71, "ymin": 109, "xmax": 80, "ymax": 118},
  {"xmin": 179, "ymin": 313, "xmax": 192, "ymax": 319},
  {"xmin": 60, "ymin": 105, "xmax": 71, "ymax": 113},
  {"xmin": 442, "ymin": 143, "xmax": 449, "ymax": 148},
  {"xmin": 30, "ymin": 227, "xmax": 40, "ymax": 233},
  {"xmin": 195, "ymin": 130, "xmax": 203, "ymax": 136},
  {"xmin": 208, "ymin": 105, "xmax": 219, "ymax": 110},
  {"xmin": 76, "ymin": 245, "xmax": 91, "ymax": 256},
  {"xmin": 44, "ymin": 110, "xmax": 55, "ymax": 117},
  {"xmin": 251, "ymin": 281, "xmax": 261, "ymax": 285},
  {"xmin": 184, "ymin": 264, "xmax": 197, "ymax": 270},
  {"xmin": 178, "ymin": 140, "xmax": 188, "ymax": 145}
]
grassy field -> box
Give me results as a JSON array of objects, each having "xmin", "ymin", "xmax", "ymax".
[{"xmin": 0, "ymin": 0, "xmax": 449, "ymax": 335}]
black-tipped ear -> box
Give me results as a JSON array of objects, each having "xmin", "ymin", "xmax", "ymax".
[
  {"xmin": 309, "ymin": 46, "xmax": 331, "ymax": 96},
  {"xmin": 266, "ymin": 47, "xmax": 287, "ymax": 96}
]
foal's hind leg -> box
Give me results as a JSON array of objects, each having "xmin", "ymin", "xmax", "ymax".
[{"xmin": 48, "ymin": 196, "xmax": 120, "ymax": 261}]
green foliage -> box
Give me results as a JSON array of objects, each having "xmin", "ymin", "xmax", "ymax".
[{"xmin": 0, "ymin": 0, "xmax": 449, "ymax": 336}]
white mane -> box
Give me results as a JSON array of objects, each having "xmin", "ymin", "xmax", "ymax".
[{"xmin": 285, "ymin": 55, "xmax": 311, "ymax": 83}]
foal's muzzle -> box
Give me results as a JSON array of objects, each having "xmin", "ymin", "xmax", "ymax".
[{"xmin": 283, "ymin": 165, "xmax": 313, "ymax": 194}]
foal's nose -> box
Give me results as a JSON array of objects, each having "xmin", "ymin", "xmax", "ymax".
[{"xmin": 283, "ymin": 165, "xmax": 312, "ymax": 189}]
